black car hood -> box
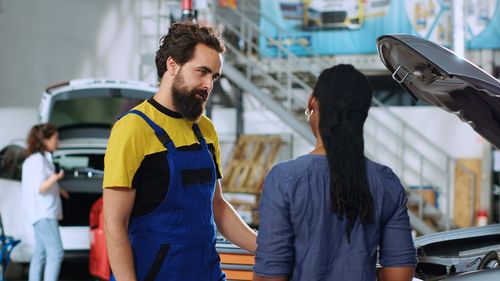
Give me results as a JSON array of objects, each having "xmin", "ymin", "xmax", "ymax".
[{"xmin": 377, "ymin": 34, "xmax": 500, "ymax": 148}]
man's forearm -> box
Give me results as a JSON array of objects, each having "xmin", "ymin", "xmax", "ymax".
[
  {"xmin": 103, "ymin": 187, "xmax": 137, "ymax": 281},
  {"xmin": 105, "ymin": 223, "xmax": 136, "ymax": 281},
  {"xmin": 214, "ymin": 198, "xmax": 257, "ymax": 252}
]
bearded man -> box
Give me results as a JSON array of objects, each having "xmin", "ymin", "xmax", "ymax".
[{"xmin": 103, "ymin": 22, "xmax": 257, "ymax": 281}]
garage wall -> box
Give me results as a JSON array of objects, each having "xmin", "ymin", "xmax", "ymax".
[
  {"xmin": 0, "ymin": 1, "xmax": 486, "ymax": 161},
  {"xmin": 0, "ymin": 107, "xmax": 37, "ymax": 149},
  {"xmin": 372, "ymin": 107, "xmax": 484, "ymax": 159},
  {"xmin": 0, "ymin": 0, "xmax": 142, "ymax": 108}
]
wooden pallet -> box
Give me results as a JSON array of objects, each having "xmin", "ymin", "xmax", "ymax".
[{"xmin": 223, "ymin": 135, "xmax": 282, "ymax": 194}]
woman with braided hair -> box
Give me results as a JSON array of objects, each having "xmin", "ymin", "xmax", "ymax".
[
  {"xmin": 22, "ymin": 123, "xmax": 69, "ymax": 281},
  {"xmin": 253, "ymin": 64, "xmax": 416, "ymax": 281}
]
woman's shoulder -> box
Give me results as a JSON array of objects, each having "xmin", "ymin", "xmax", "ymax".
[
  {"xmin": 365, "ymin": 158, "xmax": 405, "ymax": 195},
  {"xmin": 24, "ymin": 152, "xmax": 43, "ymax": 162},
  {"xmin": 366, "ymin": 158, "xmax": 398, "ymax": 179},
  {"xmin": 269, "ymin": 154, "xmax": 327, "ymax": 180},
  {"xmin": 22, "ymin": 152, "xmax": 43, "ymax": 168},
  {"xmin": 274, "ymin": 154, "xmax": 324, "ymax": 169}
]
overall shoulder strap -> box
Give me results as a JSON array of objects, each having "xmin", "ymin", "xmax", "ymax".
[
  {"xmin": 119, "ymin": 110, "xmax": 173, "ymax": 149},
  {"xmin": 191, "ymin": 123, "xmax": 206, "ymax": 144}
]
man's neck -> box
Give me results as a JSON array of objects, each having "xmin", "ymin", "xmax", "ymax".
[{"xmin": 153, "ymin": 83, "xmax": 176, "ymax": 112}]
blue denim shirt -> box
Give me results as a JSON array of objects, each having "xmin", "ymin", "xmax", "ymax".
[{"xmin": 254, "ymin": 155, "xmax": 416, "ymax": 281}]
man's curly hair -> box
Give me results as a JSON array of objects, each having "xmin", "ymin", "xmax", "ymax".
[{"xmin": 155, "ymin": 22, "xmax": 225, "ymax": 81}]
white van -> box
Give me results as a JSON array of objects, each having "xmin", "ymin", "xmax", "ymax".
[{"xmin": 0, "ymin": 79, "xmax": 156, "ymax": 268}]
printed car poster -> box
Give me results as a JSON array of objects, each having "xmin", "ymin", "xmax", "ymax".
[
  {"xmin": 465, "ymin": 0, "xmax": 500, "ymax": 49},
  {"xmin": 259, "ymin": 0, "xmax": 500, "ymax": 56},
  {"xmin": 404, "ymin": 0, "xmax": 452, "ymax": 46}
]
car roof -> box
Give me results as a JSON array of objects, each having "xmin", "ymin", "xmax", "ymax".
[{"xmin": 44, "ymin": 78, "xmax": 158, "ymax": 95}]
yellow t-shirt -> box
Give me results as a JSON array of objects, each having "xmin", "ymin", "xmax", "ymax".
[{"xmin": 103, "ymin": 98, "xmax": 222, "ymax": 216}]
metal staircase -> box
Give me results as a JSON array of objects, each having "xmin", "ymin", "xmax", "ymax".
[
  {"xmin": 137, "ymin": 0, "xmax": 478, "ymax": 235},
  {"xmin": 211, "ymin": 1, "xmax": 478, "ymax": 235}
]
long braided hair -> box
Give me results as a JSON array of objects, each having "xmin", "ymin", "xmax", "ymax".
[{"xmin": 313, "ymin": 64, "xmax": 374, "ymax": 242}]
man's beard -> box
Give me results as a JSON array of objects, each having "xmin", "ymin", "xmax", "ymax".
[{"xmin": 171, "ymin": 73, "xmax": 209, "ymax": 121}]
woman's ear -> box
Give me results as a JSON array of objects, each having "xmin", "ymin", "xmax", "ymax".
[{"xmin": 308, "ymin": 95, "xmax": 318, "ymax": 111}]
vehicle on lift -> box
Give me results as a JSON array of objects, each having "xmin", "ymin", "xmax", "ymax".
[
  {"xmin": 303, "ymin": 0, "xmax": 364, "ymax": 30},
  {"xmin": 377, "ymin": 34, "xmax": 500, "ymax": 280},
  {"xmin": 0, "ymin": 79, "xmax": 156, "ymax": 275}
]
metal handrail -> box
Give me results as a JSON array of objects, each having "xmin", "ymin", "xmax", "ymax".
[
  {"xmin": 365, "ymin": 128, "xmax": 449, "ymax": 229},
  {"xmin": 224, "ymin": 38, "xmax": 312, "ymax": 112},
  {"xmin": 367, "ymin": 110, "xmax": 449, "ymax": 176},
  {"xmin": 364, "ymin": 129, "xmax": 439, "ymax": 187},
  {"xmin": 220, "ymin": 4, "xmax": 459, "ymax": 176},
  {"xmin": 217, "ymin": 5, "xmax": 323, "ymax": 75},
  {"xmin": 238, "ymin": 1, "xmax": 322, "ymax": 59},
  {"xmin": 370, "ymin": 98, "xmax": 453, "ymax": 161},
  {"xmin": 215, "ymin": 1, "xmax": 451, "ymax": 178},
  {"xmin": 214, "ymin": 12, "xmax": 313, "ymax": 109},
  {"xmin": 212, "ymin": 1, "xmax": 479, "ymax": 231}
]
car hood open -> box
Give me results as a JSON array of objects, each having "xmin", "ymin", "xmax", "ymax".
[{"xmin": 377, "ymin": 34, "xmax": 500, "ymax": 149}]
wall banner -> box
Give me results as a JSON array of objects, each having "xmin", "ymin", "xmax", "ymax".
[{"xmin": 259, "ymin": 0, "xmax": 500, "ymax": 57}]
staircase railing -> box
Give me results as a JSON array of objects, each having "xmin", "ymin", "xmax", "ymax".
[
  {"xmin": 212, "ymin": 2, "xmax": 477, "ymax": 232},
  {"xmin": 214, "ymin": 8, "xmax": 314, "ymax": 110},
  {"xmin": 238, "ymin": 0, "xmax": 325, "ymax": 69}
]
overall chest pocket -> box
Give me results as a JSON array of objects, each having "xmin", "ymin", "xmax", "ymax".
[{"xmin": 181, "ymin": 168, "xmax": 213, "ymax": 186}]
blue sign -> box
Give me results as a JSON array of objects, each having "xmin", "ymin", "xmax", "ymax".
[{"xmin": 259, "ymin": 0, "xmax": 500, "ymax": 57}]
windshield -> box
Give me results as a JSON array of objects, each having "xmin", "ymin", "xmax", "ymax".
[{"xmin": 49, "ymin": 96, "xmax": 143, "ymax": 128}]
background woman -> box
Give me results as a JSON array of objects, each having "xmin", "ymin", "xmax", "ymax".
[
  {"xmin": 253, "ymin": 64, "xmax": 416, "ymax": 281},
  {"xmin": 22, "ymin": 123, "xmax": 68, "ymax": 281}
]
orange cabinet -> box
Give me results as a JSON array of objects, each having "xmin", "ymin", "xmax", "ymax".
[{"xmin": 217, "ymin": 239, "xmax": 255, "ymax": 280}]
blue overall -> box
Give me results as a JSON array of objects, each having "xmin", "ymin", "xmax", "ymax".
[{"xmin": 111, "ymin": 110, "xmax": 225, "ymax": 281}]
